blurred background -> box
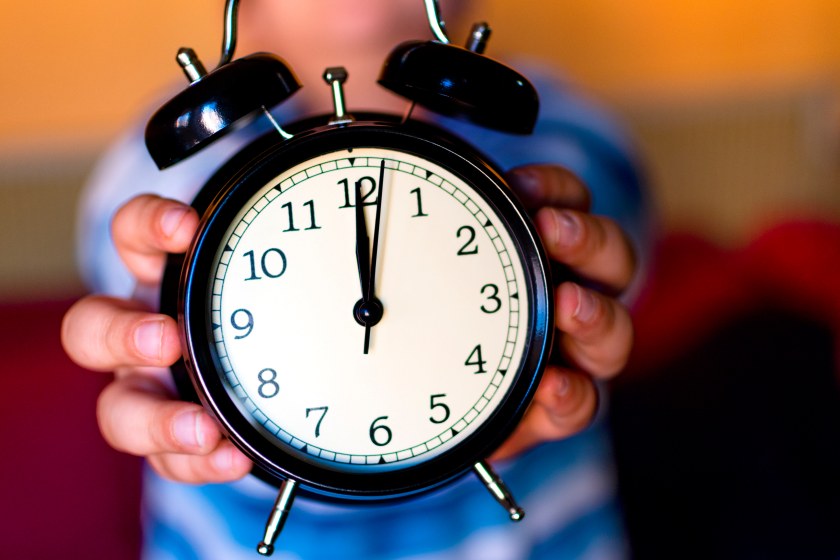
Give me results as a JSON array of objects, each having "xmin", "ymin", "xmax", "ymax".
[
  {"xmin": 2, "ymin": 1, "xmax": 839, "ymax": 558},
  {"xmin": 1, "ymin": 0, "xmax": 839, "ymax": 298}
]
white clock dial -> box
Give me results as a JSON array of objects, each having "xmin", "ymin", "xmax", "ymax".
[{"xmin": 208, "ymin": 147, "xmax": 529, "ymax": 471}]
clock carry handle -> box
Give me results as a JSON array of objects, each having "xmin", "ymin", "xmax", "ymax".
[
  {"xmin": 379, "ymin": 0, "xmax": 539, "ymax": 134},
  {"xmin": 144, "ymin": 0, "xmax": 301, "ymax": 169}
]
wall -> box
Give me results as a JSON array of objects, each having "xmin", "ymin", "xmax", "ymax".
[{"xmin": 1, "ymin": 1, "xmax": 839, "ymax": 298}]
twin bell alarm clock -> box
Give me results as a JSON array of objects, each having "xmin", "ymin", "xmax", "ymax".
[{"xmin": 145, "ymin": 0, "xmax": 552, "ymax": 554}]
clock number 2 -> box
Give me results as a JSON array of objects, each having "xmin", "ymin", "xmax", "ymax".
[
  {"xmin": 456, "ymin": 225, "xmax": 478, "ymax": 255},
  {"xmin": 243, "ymin": 248, "xmax": 287, "ymax": 280}
]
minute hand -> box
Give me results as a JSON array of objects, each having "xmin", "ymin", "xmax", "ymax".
[
  {"xmin": 354, "ymin": 178, "xmax": 372, "ymax": 299},
  {"xmin": 367, "ymin": 159, "xmax": 386, "ymax": 303}
]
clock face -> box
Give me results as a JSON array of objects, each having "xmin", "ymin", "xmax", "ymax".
[{"xmin": 178, "ymin": 124, "xmax": 551, "ymax": 496}]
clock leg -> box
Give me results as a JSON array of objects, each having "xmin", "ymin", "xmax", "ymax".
[
  {"xmin": 473, "ymin": 461, "xmax": 525, "ymax": 521},
  {"xmin": 257, "ymin": 478, "xmax": 299, "ymax": 556}
]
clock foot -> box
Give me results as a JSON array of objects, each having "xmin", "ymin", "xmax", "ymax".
[
  {"xmin": 257, "ymin": 478, "xmax": 298, "ymax": 556},
  {"xmin": 473, "ymin": 460, "xmax": 525, "ymax": 522}
]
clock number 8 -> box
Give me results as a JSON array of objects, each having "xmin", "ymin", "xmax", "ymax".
[{"xmin": 257, "ymin": 368, "xmax": 280, "ymax": 398}]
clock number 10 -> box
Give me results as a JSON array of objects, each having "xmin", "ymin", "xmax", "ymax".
[{"xmin": 243, "ymin": 248, "xmax": 287, "ymax": 280}]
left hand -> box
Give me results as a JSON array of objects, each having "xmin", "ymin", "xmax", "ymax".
[{"xmin": 491, "ymin": 164, "xmax": 636, "ymax": 461}]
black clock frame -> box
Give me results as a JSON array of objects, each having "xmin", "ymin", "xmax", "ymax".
[{"xmin": 160, "ymin": 115, "xmax": 553, "ymax": 502}]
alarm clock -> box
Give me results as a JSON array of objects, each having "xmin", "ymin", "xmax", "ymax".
[{"xmin": 147, "ymin": 0, "xmax": 552, "ymax": 555}]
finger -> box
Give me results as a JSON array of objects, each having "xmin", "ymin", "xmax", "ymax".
[
  {"xmin": 148, "ymin": 441, "xmax": 253, "ymax": 484},
  {"xmin": 506, "ymin": 165, "xmax": 591, "ymax": 211},
  {"xmin": 556, "ymin": 282, "xmax": 633, "ymax": 379},
  {"xmin": 61, "ymin": 295, "xmax": 182, "ymax": 371},
  {"xmin": 111, "ymin": 194, "xmax": 199, "ymax": 284},
  {"xmin": 97, "ymin": 373, "xmax": 222, "ymax": 457},
  {"xmin": 536, "ymin": 208, "xmax": 635, "ymax": 294},
  {"xmin": 491, "ymin": 367, "xmax": 597, "ymax": 461}
]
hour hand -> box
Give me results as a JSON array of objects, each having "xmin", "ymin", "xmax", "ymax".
[{"xmin": 354, "ymin": 179, "xmax": 371, "ymax": 299}]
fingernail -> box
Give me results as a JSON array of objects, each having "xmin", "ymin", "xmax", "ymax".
[
  {"xmin": 134, "ymin": 320, "xmax": 163, "ymax": 360},
  {"xmin": 555, "ymin": 374, "xmax": 571, "ymax": 397},
  {"xmin": 510, "ymin": 167, "xmax": 542, "ymax": 201},
  {"xmin": 552, "ymin": 210, "xmax": 581, "ymax": 248},
  {"xmin": 174, "ymin": 410, "xmax": 204, "ymax": 449},
  {"xmin": 160, "ymin": 206, "xmax": 189, "ymax": 238},
  {"xmin": 212, "ymin": 445, "xmax": 234, "ymax": 472},
  {"xmin": 573, "ymin": 284, "xmax": 598, "ymax": 323}
]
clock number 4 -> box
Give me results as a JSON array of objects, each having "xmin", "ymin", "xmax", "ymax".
[
  {"xmin": 305, "ymin": 406, "xmax": 329, "ymax": 438},
  {"xmin": 244, "ymin": 248, "xmax": 287, "ymax": 280},
  {"xmin": 465, "ymin": 344, "xmax": 488, "ymax": 374}
]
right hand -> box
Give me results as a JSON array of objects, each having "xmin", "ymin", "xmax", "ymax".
[{"xmin": 62, "ymin": 194, "xmax": 253, "ymax": 483}]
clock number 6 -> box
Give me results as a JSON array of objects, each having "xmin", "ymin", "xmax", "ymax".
[
  {"xmin": 369, "ymin": 416, "xmax": 393, "ymax": 447},
  {"xmin": 429, "ymin": 394, "xmax": 451, "ymax": 424}
]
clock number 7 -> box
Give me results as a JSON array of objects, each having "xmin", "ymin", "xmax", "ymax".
[{"xmin": 305, "ymin": 406, "xmax": 329, "ymax": 438}]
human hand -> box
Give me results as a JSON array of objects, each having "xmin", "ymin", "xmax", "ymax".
[
  {"xmin": 62, "ymin": 195, "xmax": 253, "ymax": 483},
  {"xmin": 490, "ymin": 164, "xmax": 636, "ymax": 461}
]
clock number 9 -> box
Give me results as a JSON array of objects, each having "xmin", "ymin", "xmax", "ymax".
[
  {"xmin": 230, "ymin": 309, "xmax": 254, "ymax": 339},
  {"xmin": 257, "ymin": 368, "xmax": 280, "ymax": 399},
  {"xmin": 369, "ymin": 416, "xmax": 393, "ymax": 447},
  {"xmin": 244, "ymin": 248, "xmax": 287, "ymax": 281}
]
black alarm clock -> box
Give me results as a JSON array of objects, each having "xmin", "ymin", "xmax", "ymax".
[{"xmin": 146, "ymin": 0, "xmax": 552, "ymax": 555}]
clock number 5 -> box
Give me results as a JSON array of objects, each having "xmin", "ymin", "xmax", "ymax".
[
  {"xmin": 429, "ymin": 394, "xmax": 451, "ymax": 424},
  {"xmin": 369, "ymin": 416, "xmax": 393, "ymax": 447}
]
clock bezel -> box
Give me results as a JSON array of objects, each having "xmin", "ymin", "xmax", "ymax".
[{"xmin": 162, "ymin": 116, "xmax": 553, "ymax": 501}]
